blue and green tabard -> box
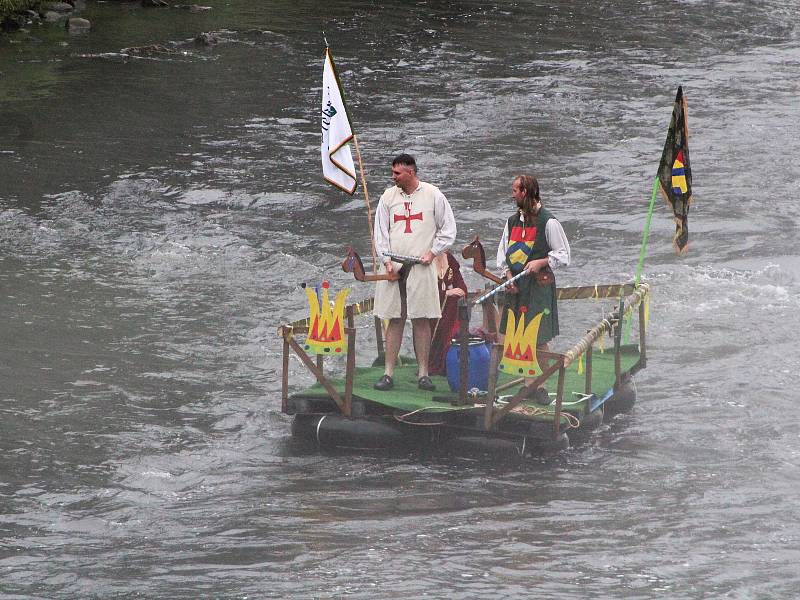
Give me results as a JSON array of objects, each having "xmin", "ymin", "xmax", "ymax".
[{"xmin": 499, "ymin": 208, "xmax": 559, "ymax": 345}]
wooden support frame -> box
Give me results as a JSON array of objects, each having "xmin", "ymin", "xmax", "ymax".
[
  {"xmin": 285, "ymin": 335, "xmax": 347, "ymax": 414},
  {"xmin": 276, "ymin": 282, "xmax": 652, "ymax": 439},
  {"xmin": 488, "ymin": 350, "xmax": 565, "ymax": 429}
]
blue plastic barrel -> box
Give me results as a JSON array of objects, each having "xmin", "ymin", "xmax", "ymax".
[{"xmin": 446, "ymin": 337, "xmax": 491, "ymax": 392}]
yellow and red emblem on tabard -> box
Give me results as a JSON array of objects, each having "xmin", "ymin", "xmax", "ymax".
[
  {"xmin": 303, "ymin": 281, "xmax": 350, "ymax": 355},
  {"xmin": 499, "ymin": 306, "xmax": 544, "ymax": 376}
]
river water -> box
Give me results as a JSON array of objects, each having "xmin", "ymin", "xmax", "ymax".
[{"xmin": 2, "ymin": 1, "xmax": 800, "ymax": 598}]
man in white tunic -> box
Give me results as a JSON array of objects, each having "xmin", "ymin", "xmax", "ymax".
[{"xmin": 373, "ymin": 154, "xmax": 457, "ymax": 391}]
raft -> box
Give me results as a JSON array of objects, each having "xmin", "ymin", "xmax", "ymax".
[{"xmin": 277, "ymin": 272, "xmax": 650, "ymax": 458}]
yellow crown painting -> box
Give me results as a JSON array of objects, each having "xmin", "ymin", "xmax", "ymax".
[
  {"xmin": 303, "ymin": 281, "xmax": 350, "ymax": 355},
  {"xmin": 499, "ymin": 307, "xmax": 543, "ymax": 376}
]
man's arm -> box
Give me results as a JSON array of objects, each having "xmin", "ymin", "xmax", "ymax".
[
  {"xmin": 430, "ymin": 190, "xmax": 456, "ymax": 257},
  {"xmin": 496, "ymin": 220, "xmax": 510, "ymax": 277},
  {"xmin": 544, "ymin": 219, "xmax": 571, "ymax": 269}
]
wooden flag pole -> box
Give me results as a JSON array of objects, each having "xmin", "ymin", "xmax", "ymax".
[{"xmin": 351, "ymin": 133, "xmax": 379, "ymax": 275}]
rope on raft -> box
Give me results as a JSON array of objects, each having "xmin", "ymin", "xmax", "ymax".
[{"xmin": 393, "ymin": 407, "xmax": 451, "ymax": 426}]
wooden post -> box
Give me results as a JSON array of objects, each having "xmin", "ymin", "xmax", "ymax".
[
  {"xmin": 485, "ymin": 283, "xmax": 499, "ymax": 337},
  {"xmin": 483, "ymin": 342, "xmax": 501, "ymax": 430},
  {"xmin": 344, "ymin": 327, "xmax": 356, "ymax": 417},
  {"xmin": 638, "ymin": 299, "xmax": 647, "ymax": 367},
  {"xmin": 343, "ymin": 305, "xmax": 355, "ymax": 417},
  {"xmin": 282, "ymin": 334, "xmax": 290, "ymax": 413},
  {"xmin": 553, "ymin": 364, "xmax": 566, "ymax": 439},
  {"xmin": 614, "ymin": 297, "xmax": 623, "ymax": 389},
  {"xmin": 374, "ymin": 316, "xmax": 385, "ymax": 359},
  {"xmin": 489, "ymin": 352, "xmax": 563, "ymax": 428},
  {"xmin": 351, "ymin": 134, "xmax": 379, "ymax": 274},
  {"xmin": 456, "ymin": 299, "xmax": 470, "ymax": 406},
  {"xmin": 584, "ymin": 344, "xmax": 593, "ymax": 396}
]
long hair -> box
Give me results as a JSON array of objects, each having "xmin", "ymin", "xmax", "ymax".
[{"xmin": 515, "ymin": 175, "xmax": 541, "ymax": 223}]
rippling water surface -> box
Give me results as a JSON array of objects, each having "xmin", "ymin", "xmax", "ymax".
[{"xmin": 2, "ymin": 1, "xmax": 800, "ymax": 597}]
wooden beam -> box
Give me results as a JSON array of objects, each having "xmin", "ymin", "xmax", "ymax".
[
  {"xmin": 343, "ymin": 327, "xmax": 355, "ymax": 417},
  {"xmin": 456, "ymin": 300, "xmax": 470, "ymax": 406},
  {"xmin": 556, "ymin": 283, "xmax": 635, "ymax": 300},
  {"xmin": 286, "ymin": 336, "xmax": 345, "ymax": 412},
  {"xmin": 483, "ymin": 342, "xmax": 501, "ymax": 431},
  {"xmin": 553, "ymin": 364, "xmax": 566, "ymax": 439},
  {"xmin": 490, "ymin": 351, "xmax": 564, "ymax": 427},
  {"xmin": 281, "ymin": 336, "xmax": 289, "ymax": 413}
]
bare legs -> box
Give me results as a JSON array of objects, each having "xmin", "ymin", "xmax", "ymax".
[
  {"xmin": 382, "ymin": 317, "xmax": 432, "ymax": 379},
  {"xmin": 382, "ymin": 318, "xmax": 404, "ymax": 378},
  {"xmin": 411, "ymin": 318, "xmax": 431, "ymax": 379}
]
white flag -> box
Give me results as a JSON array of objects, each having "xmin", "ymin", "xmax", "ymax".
[{"xmin": 321, "ymin": 48, "xmax": 357, "ymax": 195}]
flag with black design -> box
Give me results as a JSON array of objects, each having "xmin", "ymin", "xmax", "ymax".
[
  {"xmin": 321, "ymin": 47, "xmax": 357, "ymax": 195},
  {"xmin": 657, "ymin": 86, "xmax": 693, "ymax": 255}
]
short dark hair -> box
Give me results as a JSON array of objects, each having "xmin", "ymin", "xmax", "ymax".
[{"xmin": 391, "ymin": 153, "xmax": 417, "ymax": 173}]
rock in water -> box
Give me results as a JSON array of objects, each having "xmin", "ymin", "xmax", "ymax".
[
  {"xmin": 194, "ymin": 32, "xmax": 218, "ymax": 46},
  {"xmin": 67, "ymin": 17, "xmax": 91, "ymax": 33},
  {"xmin": 41, "ymin": 1, "xmax": 74, "ymax": 12}
]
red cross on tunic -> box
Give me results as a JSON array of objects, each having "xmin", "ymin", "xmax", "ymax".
[{"xmin": 394, "ymin": 202, "xmax": 423, "ymax": 234}]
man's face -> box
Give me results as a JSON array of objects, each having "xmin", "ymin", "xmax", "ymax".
[
  {"xmin": 512, "ymin": 180, "xmax": 525, "ymax": 205},
  {"xmin": 392, "ymin": 164, "xmax": 415, "ymax": 189}
]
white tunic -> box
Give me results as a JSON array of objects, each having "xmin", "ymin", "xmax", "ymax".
[{"xmin": 373, "ymin": 181, "xmax": 456, "ymax": 319}]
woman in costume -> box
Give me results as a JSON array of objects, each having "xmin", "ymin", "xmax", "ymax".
[{"xmin": 427, "ymin": 251, "xmax": 467, "ymax": 376}]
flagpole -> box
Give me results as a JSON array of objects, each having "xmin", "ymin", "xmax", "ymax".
[
  {"xmin": 351, "ymin": 134, "xmax": 379, "ymax": 275},
  {"xmin": 625, "ymin": 176, "xmax": 659, "ymax": 342},
  {"xmin": 323, "ymin": 42, "xmax": 379, "ymax": 276}
]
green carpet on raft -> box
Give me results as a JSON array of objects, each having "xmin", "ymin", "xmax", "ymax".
[{"xmin": 294, "ymin": 346, "xmax": 641, "ymax": 414}]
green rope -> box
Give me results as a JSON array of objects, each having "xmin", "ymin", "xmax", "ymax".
[{"xmin": 625, "ymin": 176, "xmax": 659, "ymax": 343}]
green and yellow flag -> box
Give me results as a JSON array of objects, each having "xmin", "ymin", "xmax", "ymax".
[{"xmin": 657, "ymin": 86, "xmax": 693, "ymax": 255}]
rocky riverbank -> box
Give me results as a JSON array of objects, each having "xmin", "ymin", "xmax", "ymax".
[
  {"xmin": 2, "ymin": 0, "xmax": 213, "ymax": 37},
  {"xmin": 1, "ymin": 0, "xmax": 91, "ymax": 33}
]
